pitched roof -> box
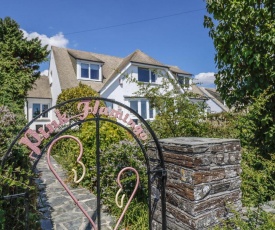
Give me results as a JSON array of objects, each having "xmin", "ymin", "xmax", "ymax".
[
  {"xmin": 128, "ymin": 49, "xmax": 167, "ymax": 67},
  {"xmin": 52, "ymin": 46, "xmax": 123, "ymax": 92},
  {"xmin": 192, "ymin": 85, "xmax": 229, "ymax": 112},
  {"xmin": 51, "ymin": 46, "xmax": 191, "ymax": 92},
  {"xmin": 169, "ymin": 66, "xmax": 192, "ymax": 75},
  {"xmin": 27, "ymin": 75, "xmax": 51, "ymax": 98}
]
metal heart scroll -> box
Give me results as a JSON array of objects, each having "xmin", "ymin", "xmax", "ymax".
[
  {"xmin": 46, "ymin": 135, "xmax": 97, "ymax": 230},
  {"xmin": 46, "ymin": 135, "xmax": 140, "ymax": 230}
]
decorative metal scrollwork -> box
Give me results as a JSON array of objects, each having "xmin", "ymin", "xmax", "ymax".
[
  {"xmin": 114, "ymin": 167, "xmax": 140, "ymax": 230},
  {"xmin": 47, "ymin": 135, "xmax": 97, "ymax": 230}
]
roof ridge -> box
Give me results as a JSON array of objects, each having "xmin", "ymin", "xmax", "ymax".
[{"xmin": 55, "ymin": 46, "xmax": 123, "ymax": 60}]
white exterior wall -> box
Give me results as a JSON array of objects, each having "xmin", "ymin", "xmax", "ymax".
[
  {"xmin": 26, "ymin": 98, "xmax": 52, "ymax": 130},
  {"xmin": 101, "ymin": 64, "xmax": 175, "ymax": 120},
  {"xmin": 205, "ymin": 99, "xmax": 223, "ymax": 113},
  {"xmin": 48, "ymin": 50, "xmax": 62, "ymax": 123},
  {"xmin": 49, "ymin": 50, "xmax": 62, "ymax": 107}
]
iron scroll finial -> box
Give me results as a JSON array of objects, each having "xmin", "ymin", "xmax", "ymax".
[{"xmin": 114, "ymin": 167, "xmax": 140, "ymax": 230}]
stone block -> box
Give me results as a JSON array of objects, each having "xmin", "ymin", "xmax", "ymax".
[{"xmin": 150, "ymin": 137, "xmax": 242, "ymax": 229}]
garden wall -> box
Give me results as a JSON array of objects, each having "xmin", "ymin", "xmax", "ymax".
[{"xmin": 151, "ymin": 137, "xmax": 242, "ymax": 229}]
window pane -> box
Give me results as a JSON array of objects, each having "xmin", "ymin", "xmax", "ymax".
[
  {"xmin": 138, "ymin": 68, "xmax": 149, "ymax": 82},
  {"xmin": 33, "ymin": 104, "xmax": 41, "ymax": 118},
  {"xmin": 178, "ymin": 76, "xmax": 184, "ymax": 85},
  {"xmin": 90, "ymin": 64, "xmax": 99, "ymax": 80},
  {"xmin": 151, "ymin": 71, "xmax": 156, "ymax": 82},
  {"xmin": 141, "ymin": 100, "xmax": 147, "ymax": 119},
  {"xmin": 149, "ymin": 103, "xmax": 154, "ymax": 118},
  {"xmin": 81, "ymin": 63, "xmax": 89, "ymax": 78},
  {"xmin": 42, "ymin": 104, "xmax": 49, "ymax": 118},
  {"xmin": 184, "ymin": 77, "xmax": 190, "ymax": 87},
  {"xmin": 130, "ymin": 101, "xmax": 138, "ymax": 113}
]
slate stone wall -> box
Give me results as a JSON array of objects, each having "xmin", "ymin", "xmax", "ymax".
[{"xmin": 151, "ymin": 137, "xmax": 242, "ymax": 230}]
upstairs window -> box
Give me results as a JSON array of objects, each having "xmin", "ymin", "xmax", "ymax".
[
  {"xmin": 77, "ymin": 61, "xmax": 102, "ymax": 81},
  {"xmin": 138, "ymin": 68, "xmax": 156, "ymax": 83},
  {"xmin": 178, "ymin": 75, "xmax": 190, "ymax": 88},
  {"xmin": 33, "ymin": 103, "xmax": 49, "ymax": 119}
]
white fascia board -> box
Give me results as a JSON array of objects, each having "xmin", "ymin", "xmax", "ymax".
[
  {"xmin": 166, "ymin": 70, "xmax": 185, "ymax": 94},
  {"xmin": 131, "ymin": 63, "xmax": 169, "ymax": 70},
  {"xmin": 100, "ymin": 62, "xmax": 132, "ymax": 95}
]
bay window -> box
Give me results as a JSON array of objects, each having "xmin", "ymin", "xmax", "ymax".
[{"xmin": 129, "ymin": 99, "xmax": 156, "ymax": 120}]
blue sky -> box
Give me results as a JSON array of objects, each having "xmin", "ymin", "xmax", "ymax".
[{"xmin": 0, "ymin": 0, "xmax": 216, "ymax": 86}]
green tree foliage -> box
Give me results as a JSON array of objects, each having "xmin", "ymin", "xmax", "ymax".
[
  {"xmin": 204, "ymin": 0, "xmax": 275, "ymax": 109},
  {"xmin": 127, "ymin": 72, "xmax": 209, "ymax": 138},
  {"xmin": 238, "ymin": 89, "xmax": 275, "ymax": 205},
  {"xmin": 204, "ymin": 1, "xmax": 275, "ymax": 224},
  {"xmin": 205, "ymin": 112, "xmax": 238, "ymax": 139},
  {"xmin": 0, "ymin": 17, "xmax": 49, "ymax": 111},
  {"xmin": 0, "ymin": 106, "xmax": 39, "ymax": 229},
  {"xmin": 0, "ymin": 17, "xmax": 48, "ymax": 229},
  {"xmin": 56, "ymin": 82, "xmax": 100, "ymax": 116},
  {"xmin": 54, "ymin": 83, "xmax": 150, "ymax": 228}
]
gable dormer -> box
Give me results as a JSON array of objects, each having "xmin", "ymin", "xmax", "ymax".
[
  {"xmin": 67, "ymin": 49, "xmax": 104, "ymax": 82},
  {"xmin": 76, "ymin": 60, "xmax": 103, "ymax": 82}
]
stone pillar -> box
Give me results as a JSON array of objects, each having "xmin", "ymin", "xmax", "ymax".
[{"xmin": 153, "ymin": 137, "xmax": 242, "ymax": 230}]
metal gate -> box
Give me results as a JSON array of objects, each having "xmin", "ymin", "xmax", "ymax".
[{"xmin": 1, "ymin": 97, "xmax": 166, "ymax": 229}]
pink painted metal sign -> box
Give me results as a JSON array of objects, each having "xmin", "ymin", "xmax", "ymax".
[{"xmin": 19, "ymin": 99, "xmax": 148, "ymax": 160}]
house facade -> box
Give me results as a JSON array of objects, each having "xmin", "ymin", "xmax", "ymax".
[
  {"xmin": 26, "ymin": 46, "xmax": 194, "ymax": 130},
  {"xmin": 191, "ymin": 85, "xmax": 229, "ymax": 113}
]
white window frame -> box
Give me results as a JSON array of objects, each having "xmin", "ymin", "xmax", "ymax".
[
  {"xmin": 129, "ymin": 99, "xmax": 156, "ymax": 120},
  {"xmin": 32, "ymin": 103, "xmax": 50, "ymax": 119},
  {"xmin": 138, "ymin": 67, "xmax": 156, "ymax": 83},
  {"xmin": 77, "ymin": 60, "xmax": 102, "ymax": 82},
  {"xmin": 178, "ymin": 74, "xmax": 191, "ymax": 88}
]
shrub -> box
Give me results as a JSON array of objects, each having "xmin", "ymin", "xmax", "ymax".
[
  {"xmin": 0, "ymin": 105, "xmax": 39, "ymax": 229},
  {"xmin": 56, "ymin": 82, "xmax": 100, "ymax": 117}
]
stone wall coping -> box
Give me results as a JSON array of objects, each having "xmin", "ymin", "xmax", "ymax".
[{"xmin": 158, "ymin": 137, "xmax": 240, "ymax": 146}]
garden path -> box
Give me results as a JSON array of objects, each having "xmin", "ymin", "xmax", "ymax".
[{"xmin": 35, "ymin": 154, "xmax": 114, "ymax": 230}]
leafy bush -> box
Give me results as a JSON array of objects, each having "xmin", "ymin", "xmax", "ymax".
[
  {"xmin": 56, "ymin": 82, "xmax": 100, "ymax": 117},
  {"xmin": 205, "ymin": 111, "xmax": 239, "ymax": 139},
  {"xmin": 51, "ymin": 123, "xmax": 149, "ymax": 229},
  {"xmin": 212, "ymin": 207, "xmax": 275, "ymax": 230},
  {"xmin": 0, "ymin": 106, "xmax": 39, "ymax": 229}
]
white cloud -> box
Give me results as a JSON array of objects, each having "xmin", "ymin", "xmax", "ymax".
[
  {"xmin": 40, "ymin": 69, "xmax": 49, "ymax": 76},
  {"xmin": 194, "ymin": 72, "xmax": 216, "ymax": 87},
  {"xmin": 21, "ymin": 30, "xmax": 69, "ymax": 50}
]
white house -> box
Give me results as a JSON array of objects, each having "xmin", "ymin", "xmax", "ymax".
[
  {"xmin": 191, "ymin": 84, "xmax": 229, "ymax": 113},
  {"xmin": 25, "ymin": 46, "xmax": 203, "ymax": 130}
]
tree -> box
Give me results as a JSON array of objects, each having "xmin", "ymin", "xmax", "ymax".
[
  {"xmin": 204, "ymin": 0, "xmax": 275, "ymax": 209},
  {"xmin": 0, "ymin": 17, "xmax": 49, "ymax": 111},
  {"xmin": 126, "ymin": 73, "xmax": 209, "ymax": 138},
  {"xmin": 56, "ymin": 82, "xmax": 100, "ymax": 117},
  {"xmin": 0, "ymin": 17, "xmax": 49, "ymax": 229},
  {"xmin": 204, "ymin": 0, "xmax": 275, "ymax": 109}
]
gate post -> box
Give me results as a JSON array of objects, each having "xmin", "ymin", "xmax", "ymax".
[{"xmin": 151, "ymin": 137, "xmax": 242, "ymax": 230}]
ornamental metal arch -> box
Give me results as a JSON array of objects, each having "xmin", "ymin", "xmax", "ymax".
[{"xmin": 1, "ymin": 97, "xmax": 167, "ymax": 230}]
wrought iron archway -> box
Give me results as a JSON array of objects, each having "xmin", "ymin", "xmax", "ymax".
[{"xmin": 1, "ymin": 97, "xmax": 167, "ymax": 230}]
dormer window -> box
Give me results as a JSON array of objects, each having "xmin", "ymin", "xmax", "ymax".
[
  {"xmin": 77, "ymin": 60, "xmax": 102, "ymax": 81},
  {"xmin": 178, "ymin": 74, "xmax": 190, "ymax": 88},
  {"xmin": 138, "ymin": 67, "xmax": 156, "ymax": 83}
]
